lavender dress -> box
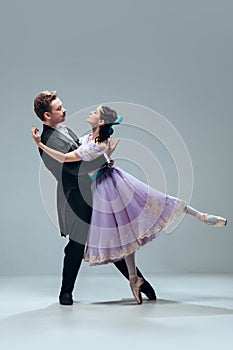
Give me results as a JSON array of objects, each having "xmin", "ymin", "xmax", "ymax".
[{"xmin": 75, "ymin": 134, "xmax": 187, "ymax": 266}]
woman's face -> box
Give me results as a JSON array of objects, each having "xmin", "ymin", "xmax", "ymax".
[{"xmin": 87, "ymin": 107, "xmax": 104, "ymax": 127}]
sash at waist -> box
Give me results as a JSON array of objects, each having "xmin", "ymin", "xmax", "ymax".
[{"xmin": 90, "ymin": 167, "xmax": 108, "ymax": 181}]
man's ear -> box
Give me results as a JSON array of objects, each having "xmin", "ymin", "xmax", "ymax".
[{"xmin": 43, "ymin": 112, "xmax": 51, "ymax": 120}]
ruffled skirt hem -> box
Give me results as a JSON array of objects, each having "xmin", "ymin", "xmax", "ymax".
[{"xmin": 84, "ymin": 200, "xmax": 186, "ymax": 266}]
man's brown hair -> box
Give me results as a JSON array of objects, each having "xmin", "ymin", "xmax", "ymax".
[{"xmin": 34, "ymin": 90, "xmax": 57, "ymax": 121}]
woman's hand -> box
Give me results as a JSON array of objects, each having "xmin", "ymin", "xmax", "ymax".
[{"xmin": 31, "ymin": 126, "xmax": 41, "ymax": 145}]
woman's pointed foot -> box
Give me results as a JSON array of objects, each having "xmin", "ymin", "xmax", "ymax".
[
  {"xmin": 129, "ymin": 275, "xmax": 144, "ymax": 304},
  {"xmin": 200, "ymin": 213, "xmax": 227, "ymax": 227}
]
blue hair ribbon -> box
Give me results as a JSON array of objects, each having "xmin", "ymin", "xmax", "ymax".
[
  {"xmin": 116, "ymin": 115, "xmax": 123, "ymax": 124},
  {"xmin": 108, "ymin": 115, "xmax": 123, "ymax": 136}
]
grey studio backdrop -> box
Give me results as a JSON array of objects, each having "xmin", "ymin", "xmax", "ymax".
[{"xmin": 0, "ymin": 0, "xmax": 232, "ymax": 276}]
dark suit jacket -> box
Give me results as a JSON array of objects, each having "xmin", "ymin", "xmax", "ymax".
[{"xmin": 39, "ymin": 125, "xmax": 107, "ymax": 242}]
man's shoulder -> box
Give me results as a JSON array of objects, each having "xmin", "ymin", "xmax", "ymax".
[
  {"xmin": 41, "ymin": 125, "xmax": 59, "ymax": 142},
  {"xmin": 66, "ymin": 127, "xmax": 79, "ymax": 140},
  {"xmin": 41, "ymin": 124, "xmax": 54, "ymax": 135},
  {"xmin": 41, "ymin": 125, "xmax": 77, "ymax": 153},
  {"xmin": 40, "ymin": 124, "xmax": 51, "ymax": 135}
]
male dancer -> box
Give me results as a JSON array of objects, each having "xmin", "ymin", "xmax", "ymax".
[{"xmin": 33, "ymin": 91, "xmax": 157, "ymax": 305}]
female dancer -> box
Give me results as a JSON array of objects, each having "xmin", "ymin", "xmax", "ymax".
[{"xmin": 31, "ymin": 106, "xmax": 227, "ymax": 304}]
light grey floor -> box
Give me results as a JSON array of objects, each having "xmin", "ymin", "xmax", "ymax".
[{"xmin": 0, "ymin": 273, "xmax": 233, "ymax": 350}]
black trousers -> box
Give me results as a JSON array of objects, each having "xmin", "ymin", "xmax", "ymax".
[{"xmin": 60, "ymin": 239, "xmax": 150, "ymax": 296}]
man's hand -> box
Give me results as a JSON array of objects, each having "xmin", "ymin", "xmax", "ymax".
[
  {"xmin": 106, "ymin": 137, "xmax": 120, "ymax": 157},
  {"xmin": 31, "ymin": 126, "xmax": 41, "ymax": 146}
]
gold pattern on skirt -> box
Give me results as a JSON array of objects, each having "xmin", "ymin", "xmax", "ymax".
[
  {"xmin": 84, "ymin": 201, "xmax": 187, "ymax": 265},
  {"xmin": 145, "ymin": 197, "xmax": 163, "ymax": 217}
]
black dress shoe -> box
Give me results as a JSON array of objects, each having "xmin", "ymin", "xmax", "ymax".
[
  {"xmin": 141, "ymin": 280, "xmax": 157, "ymax": 300},
  {"xmin": 59, "ymin": 292, "xmax": 73, "ymax": 305}
]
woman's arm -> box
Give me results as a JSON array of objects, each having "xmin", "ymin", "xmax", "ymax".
[
  {"xmin": 39, "ymin": 142, "xmax": 82, "ymax": 163},
  {"xmin": 32, "ymin": 127, "xmax": 82, "ymax": 163}
]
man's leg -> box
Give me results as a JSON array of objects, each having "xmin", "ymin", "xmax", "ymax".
[
  {"xmin": 59, "ymin": 239, "xmax": 85, "ymax": 305},
  {"xmin": 59, "ymin": 183, "xmax": 92, "ymax": 305},
  {"xmin": 113, "ymin": 259, "xmax": 157, "ymax": 300}
]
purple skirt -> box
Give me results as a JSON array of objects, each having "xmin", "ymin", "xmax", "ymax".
[{"xmin": 84, "ymin": 167, "xmax": 187, "ymax": 265}]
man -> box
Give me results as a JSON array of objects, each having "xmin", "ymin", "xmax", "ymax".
[{"xmin": 33, "ymin": 90, "xmax": 157, "ymax": 305}]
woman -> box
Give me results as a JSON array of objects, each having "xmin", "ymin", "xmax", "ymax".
[{"xmin": 32, "ymin": 106, "xmax": 227, "ymax": 304}]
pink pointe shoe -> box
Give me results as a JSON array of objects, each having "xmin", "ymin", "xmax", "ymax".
[
  {"xmin": 129, "ymin": 276, "xmax": 144, "ymax": 304},
  {"xmin": 200, "ymin": 213, "xmax": 227, "ymax": 227}
]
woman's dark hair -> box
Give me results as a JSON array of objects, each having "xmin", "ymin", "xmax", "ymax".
[{"xmin": 95, "ymin": 106, "xmax": 118, "ymax": 143}]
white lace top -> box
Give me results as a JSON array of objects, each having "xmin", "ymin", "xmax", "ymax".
[{"xmin": 74, "ymin": 134, "xmax": 105, "ymax": 161}]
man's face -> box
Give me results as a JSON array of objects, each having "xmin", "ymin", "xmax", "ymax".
[{"xmin": 45, "ymin": 98, "xmax": 66, "ymax": 126}]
